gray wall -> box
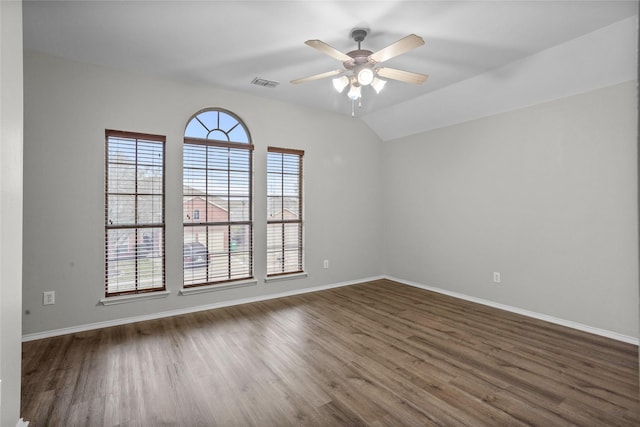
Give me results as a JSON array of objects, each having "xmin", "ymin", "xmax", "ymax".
[
  {"xmin": 1, "ymin": 1, "xmax": 24, "ymax": 425},
  {"xmin": 22, "ymin": 51, "xmax": 639, "ymax": 341},
  {"xmin": 383, "ymin": 81, "xmax": 639, "ymax": 338},
  {"xmin": 22, "ymin": 51, "xmax": 383, "ymax": 335}
]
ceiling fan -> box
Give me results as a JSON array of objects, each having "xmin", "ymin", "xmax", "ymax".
[{"xmin": 291, "ymin": 28, "xmax": 428, "ymax": 105}]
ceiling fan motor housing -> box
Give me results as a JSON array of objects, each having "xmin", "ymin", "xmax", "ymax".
[{"xmin": 343, "ymin": 50, "xmax": 374, "ymax": 70}]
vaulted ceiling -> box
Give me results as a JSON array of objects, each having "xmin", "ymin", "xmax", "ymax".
[{"xmin": 23, "ymin": 1, "xmax": 638, "ymax": 140}]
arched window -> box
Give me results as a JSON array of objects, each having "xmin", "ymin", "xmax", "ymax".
[
  {"xmin": 183, "ymin": 109, "xmax": 253, "ymax": 287},
  {"xmin": 184, "ymin": 109, "xmax": 250, "ymax": 142}
]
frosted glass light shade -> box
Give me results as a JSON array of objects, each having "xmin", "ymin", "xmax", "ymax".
[
  {"xmin": 371, "ymin": 77, "xmax": 386, "ymax": 94},
  {"xmin": 357, "ymin": 68, "xmax": 374, "ymax": 86},
  {"xmin": 347, "ymin": 84, "xmax": 361, "ymax": 100},
  {"xmin": 332, "ymin": 76, "xmax": 349, "ymax": 93}
]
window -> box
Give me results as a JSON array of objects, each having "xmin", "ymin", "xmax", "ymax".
[
  {"xmin": 183, "ymin": 109, "xmax": 253, "ymax": 287},
  {"xmin": 267, "ymin": 147, "xmax": 304, "ymax": 276},
  {"xmin": 105, "ymin": 130, "xmax": 165, "ymax": 296}
]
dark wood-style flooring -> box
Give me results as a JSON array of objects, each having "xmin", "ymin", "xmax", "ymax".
[{"xmin": 22, "ymin": 279, "xmax": 639, "ymax": 426}]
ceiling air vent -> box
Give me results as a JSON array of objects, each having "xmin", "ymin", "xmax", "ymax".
[{"xmin": 251, "ymin": 77, "xmax": 279, "ymax": 88}]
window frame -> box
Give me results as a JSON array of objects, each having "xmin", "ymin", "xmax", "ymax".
[
  {"xmin": 183, "ymin": 109, "xmax": 254, "ymax": 288},
  {"xmin": 267, "ymin": 146, "xmax": 304, "ymax": 277},
  {"xmin": 104, "ymin": 129, "xmax": 166, "ymax": 297}
]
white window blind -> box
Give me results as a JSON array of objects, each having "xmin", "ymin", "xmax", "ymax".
[
  {"xmin": 267, "ymin": 147, "xmax": 304, "ymax": 276},
  {"xmin": 105, "ymin": 130, "xmax": 165, "ymax": 296}
]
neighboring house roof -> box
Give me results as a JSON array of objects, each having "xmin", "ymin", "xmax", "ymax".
[
  {"xmin": 267, "ymin": 197, "xmax": 300, "ymax": 217},
  {"xmin": 183, "ymin": 195, "xmax": 228, "ymax": 213},
  {"xmin": 183, "ymin": 185, "xmax": 207, "ymax": 197},
  {"xmin": 269, "ymin": 208, "xmax": 299, "ymax": 220},
  {"xmin": 183, "ymin": 186, "xmax": 234, "ymax": 211}
]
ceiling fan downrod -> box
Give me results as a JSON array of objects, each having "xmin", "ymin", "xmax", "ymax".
[{"xmin": 351, "ymin": 28, "xmax": 368, "ymax": 50}]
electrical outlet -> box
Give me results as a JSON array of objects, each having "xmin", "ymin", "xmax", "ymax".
[
  {"xmin": 43, "ymin": 291, "xmax": 55, "ymax": 305},
  {"xmin": 493, "ymin": 272, "xmax": 501, "ymax": 284},
  {"xmin": 323, "ymin": 259, "xmax": 329, "ymax": 269}
]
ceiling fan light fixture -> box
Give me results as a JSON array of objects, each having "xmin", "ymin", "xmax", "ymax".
[
  {"xmin": 371, "ymin": 77, "xmax": 387, "ymax": 94},
  {"xmin": 332, "ymin": 75, "xmax": 349, "ymax": 93},
  {"xmin": 348, "ymin": 83, "xmax": 361, "ymax": 100},
  {"xmin": 357, "ymin": 68, "xmax": 374, "ymax": 86}
]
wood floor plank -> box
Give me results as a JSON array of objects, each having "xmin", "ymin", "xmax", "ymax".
[{"xmin": 22, "ymin": 279, "xmax": 639, "ymax": 426}]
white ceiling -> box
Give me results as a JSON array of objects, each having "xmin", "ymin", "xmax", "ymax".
[{"xmin": 23, "ymin": 1, "xmax": 638, "ymax": 140}]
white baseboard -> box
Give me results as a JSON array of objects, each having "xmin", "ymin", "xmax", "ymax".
[
  {"xmin": 22, "ymin": 274, "xmax": 637, "ymax": 345},
  {"xmin": 22, "ymin": 276, "xmax": 384, "ymax": 342},
  {"xmin": 387, "ymin": 275, "xmax": 639, "ymax": 346}
]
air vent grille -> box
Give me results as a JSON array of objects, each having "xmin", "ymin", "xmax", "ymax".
[{"xmin": 251, "ymin": 77, "xmax": 279, "ymax": 88}]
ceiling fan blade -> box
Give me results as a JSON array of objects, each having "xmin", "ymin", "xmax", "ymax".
[
  {"xmin": 305, "ymin": 40, "xmax": 352, "ymax": 62},
  {"xmin": 291, "ymin": 69, "xmax": 344, "ymax": 84},
  {"xmin": 376, "ymin": 67, "xmax": 428, "ymax": 84},
  {"xmin": 369, "ymin": 34, "xmax": 425, "ymax": 63}
]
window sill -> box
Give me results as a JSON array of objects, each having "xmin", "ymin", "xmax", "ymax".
[
  {"xmin": 100, "ymin": 290, "xmax": 171, "ymax": 306},
  {"xmin": 264, "ymin": 272, "xmax": 308, "ymax": 283},
  {"xmin": 179, "ymin": 278, "xmax": 258, "ymax": 296}
]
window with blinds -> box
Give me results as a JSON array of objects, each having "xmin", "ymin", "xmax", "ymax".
[
  {"xmin": 183, "ymin": 109, "xmax": 254, "ymax": 287},
  {"xmin": 105, "ymin": 130, "xmax": 165, "ymax": 297},
  {"xmin": 267, "ymin": 147, "xmax": 304, "ymax": 276}
]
